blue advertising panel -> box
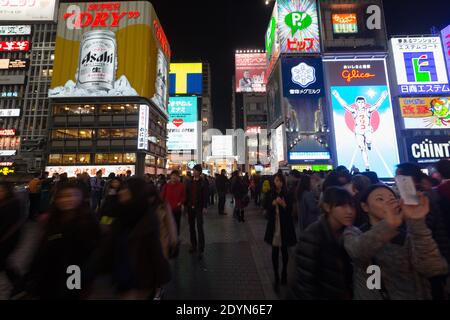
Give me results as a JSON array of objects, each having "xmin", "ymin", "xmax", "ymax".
[
  {"xmin": 325, "ymin": 59, "xmax": 400, "ymax": 178},
  {"xmin": 282, "ymin": 57, "xmax": 324, "ymax": 98},
  {"xmin": 167, "ymin": 96, "xmax": 198, "ymax": 151}
]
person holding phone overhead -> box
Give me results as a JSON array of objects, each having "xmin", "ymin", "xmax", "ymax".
[
  {"xmin": 264, "ymin": 173, "xmax": 297, "ymax": 293},
  {"xmin": 343, "ymin": 184, "xmax": 448, "ymax": 300}
]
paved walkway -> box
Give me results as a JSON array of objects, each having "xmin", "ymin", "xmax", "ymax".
[{"xmin": 164, "ymin": 196, "xmax": 297, "ymax": 300}]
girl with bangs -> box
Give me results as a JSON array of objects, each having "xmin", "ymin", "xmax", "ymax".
[{"xmin": 290, "ymin": 187, "xmax": 355, "ymax": 300}]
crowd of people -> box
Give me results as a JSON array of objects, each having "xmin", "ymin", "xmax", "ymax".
[{"xmin": 0, "ymin": 159, "xmax": 449, "ymax": 300}]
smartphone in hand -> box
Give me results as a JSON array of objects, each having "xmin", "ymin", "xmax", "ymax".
[{"xmin": 395, "ymin": 175, "xmax": 420, "ymax": 205}]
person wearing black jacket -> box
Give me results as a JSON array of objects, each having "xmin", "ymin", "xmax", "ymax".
[
  {"xmin": 290, "ymin": 187, "xmax": 355, "ymax": 300},
  {"xmin": 216, "ymin": 170, "xmax": 229, "ymax": 215},
  {"xmin": 185, "ymin": 165, "xmax": 209, "ymax": 260},
  {"xmin": 231, "ymin": 173, "xmax": 248, "ymax": 222},
  {"xmin": 25, "ymin": 183, "xmax": 100, "ymax": 299},
  {"xmin": 0, "ymin": 182, "xmax": 24, "ymax": 298},
  {"xmin": 264, "ymin": 173, "xmax": 297, "ymax": 292}
]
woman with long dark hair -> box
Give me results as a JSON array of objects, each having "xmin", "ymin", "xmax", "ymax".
[
  {"xmin": 25, "ymin": 183, "xmax": 100, "ymax": 299},
  {"xmin": 264, "ymin": 173, "xmax": 297, "ymax": 292},
  {"xmin": 101, "ymin": 178, "xmax": 171, "ymax": 299}
]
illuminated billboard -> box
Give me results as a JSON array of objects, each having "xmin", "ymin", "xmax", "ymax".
[
  {"xmin": 0, "ymin": 0, "xmax": 57, "ymax": 22},
  {"xmin": 45, "ymin": 165, "xmax": 136, "ymax": 178},
  {"xmin": 167, "ymin": 97, "xmax": 198, "ymax": 151},
  {"xmin": 406, "ymin": 136, "xmax": 450, "ymax": 164},
  {"xmin": 212, "ymin": 135, "xmax": 233, "ymax": 157},
  {"xmin": 442, "ymin": 25, "xmax": 450, "ymax": 81},
  {"xmin": 0, "ymin": 59, "xmax": 29, "ymax": 70},
  {"xmin": 399, "ymin": 97, "xmax": 450, "ymax": 130},
  {"xmin": 390, "ymin": 37, "xmax": 450, "ymax": 95},
  {"xmin": 0, "ymin": 41, "xmax": 30, "ymax": 52},
  {"xmin": 285, "ymin": 98, "xmax": 330, "ymax": 164},
  {"xmin": 325, "ymin": 59, "xmax": 399, "ymax": 178},
  {"xmin": 266, "ymin": 4, "xmax": 280, "ymax": 77},
  {"xmin": 281, "ymin": 57, "xmax": 324, "ymax": 98},
  {"xmin": 267, "ymin": 64, "xmax": 282, "ymax": 126},
  {"xmin": 169, "ymin": 63, "xmax": 202, "ymax": 95},
  {"xmin": 235, "ymin": 53, "xmax": 267, "ymax": 93},
  {"xmin": 278, "ymin": 0, "xmax": 320, "ymax": 54},
  {"xmin": 332, "ymin": 14, "xmax": 358, "ymax": 34},
  {"xmin": 49, "ymin": 2, "xmax": 171, "ymax": 113},
  {"xmin": 0, "ymin": 25, "xmax": 31, "ymax": 36}
]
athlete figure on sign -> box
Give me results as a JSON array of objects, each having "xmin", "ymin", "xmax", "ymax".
[{"xmin": 332, "ymin": 90, "xmax": 389, "ymax": 171}]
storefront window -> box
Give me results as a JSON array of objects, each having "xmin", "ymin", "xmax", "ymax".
[
  {"xmin": 110, "ymin": 129, "xmax": 123, "ymax": 138},
  {"xmin": 145, "ymin": 155, "xmax": 156, "ymax": 166},
  {"xmin": 65, "ymin": 129, "xmax": 79, "ymax": 139},
  {"xmin": 124, "ymin": 153, "xmax": 136, "ymax": 163},
  {"xmin": 95, "ymin": 154, "xmax": 108, "ymax": 164},
  {"xmin": 62, "ymin": 154, "xmax": 76, "ymax": 164},
  {"xmin": 48, "ymin": 154, "xmax": 62, "ymax": 164},
  {"xmin": 52, "ymin": 129, "xmax": 65, "ymax": 139},
  {"xmin": 124, "ymin": 128, "xmax": 138, "ymax": 138},
  {"xmin": 98, "ymin": 129, "xmax": 110, "ymax": 139},
  {"xmin": 100, "ymin": 105, "xmax": 113, "ymax": 113},
  {"xmin": 125, "ymin": 104, "xmax": 139, "ymax": 114},
  {"xmin": 77, "ymin": 154, "xmax": 90, "ymax": 164},
  {"xmin": 78, "ymin": 129, "xmax": 92, "ymax": 139},
  {"xmin": 109, "ymin": 154, "xmax": 123, "ymax": 163}
]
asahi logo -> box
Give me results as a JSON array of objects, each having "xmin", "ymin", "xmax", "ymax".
[
  {"xmin": 81, "ymin": 51, "xmax": 114, "ymax": 66},
  {"xmin": 411, "ymin": 138, "xmax": 450, "ymax": 159}
]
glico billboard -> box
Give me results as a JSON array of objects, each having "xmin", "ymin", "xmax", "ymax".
[
  {"xmin": 324, "ymin": 59, "xmax": 400, "ymax": 178},
  {"xmin": 49, "ymin": 2, "xmax": 171, "ymax": 113}
]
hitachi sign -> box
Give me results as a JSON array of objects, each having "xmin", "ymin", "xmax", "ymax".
[{"xmin": 411, "ymin": 139, "xmax": 450, "ymax": 159}]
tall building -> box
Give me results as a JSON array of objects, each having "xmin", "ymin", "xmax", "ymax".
[{"xmin": 0, "ymin": 22, "xmax": 57, "ymax": 177}]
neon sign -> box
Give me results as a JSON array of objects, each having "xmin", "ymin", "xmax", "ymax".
[
  {"xmin": 341, "ymin": 69, "xmax": 376, "ymax": 83},
  {"xmin": 0, "ymin": 41, "xmax": 30, "ymax": 52},
  {"xmin": 153, "ymin": 20, "xmax": 171, "ymax": 58},
  {"xmin": 63, "ymin": 3, "xmax": 140, "ymax": 28}
]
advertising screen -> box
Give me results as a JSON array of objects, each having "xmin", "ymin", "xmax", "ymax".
[
  {"xmin": 0, "ymin": 25, "xmax": 31, "ymax": 36},
  {"xmin": 49, "ymin": 1, "xmax": 171, "ymax": 113},
  {"xmin": 277, "ymin": 0, "xmax": 320, "ymax": 54},
  {"xmin": 442, "ymin": 25, "xmax": 450, "ymax": 82},
  {"xmin": 138, "ymin": 105, "xmax": 149, "ymax": 151},
  {"xmin": 266, "ymin": 4, "xmax": 280, "ymax": 77},
  {"xmin": 399, "ymin": 97, "xmax": 450, "ymax": 130},
  {"xmin": 390, "ymin": 37, "xmax": 449, "ymax": 95},
  {"xmin": 0, "ymin": 136, "xmax": 21, "ymax": 155},
  {"xmin": 285, "ymin": 97, "xmax": 330, "ymax": 164},
  {"xmin": 267, "ymin": 64, "xmax": 282, "ymax": 126},
  {"xmin": 332, "ymin": 14, "xmax": 358, "ymax": 34},
  {"xmin": 235, "ymin": 53, "xmax": 267, "ymax": 93},
  {"xmin": 406, "ymin": 136, "xmax": 450, "ymax": 164},
  {"xmin": 0, "ymin": 0, "xmax": 57, "ymax": 22},
  {"xmin": 0, "ymin": 59, "xmax": 29, "ymax": 70},
  {"xmin": 275, "ymin": 125, "xmax": 285, "ymax": 163},
  {"xmin": 169, "ymin": 63, "xmax": 202, "ymax": 95},
  {"xmin": 325, "ymin": 59, "xmax": 399, "ymax": 178},
  {"xmin": 45, "ymin": 165, "xmax": 136, "ymax": 178},
  {"xmin": 212, "ymin": 135, "xmax": 233, "ymax": 157},
  {"xmin": 281, "ymin": 57, "xmax": 324, "ymax": 98},
  {"xmin": 167, "ymin": 97, "xmax": 198, "ymax": 151},
  {"xmin": 0, "ymin": 41, "xmax": 30, "ymax": 52},
  {"xmin": 0, "ymin": 109, "xmax": 21, "ymax": 117}
]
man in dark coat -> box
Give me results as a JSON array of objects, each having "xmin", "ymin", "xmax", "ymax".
[
  {"xmin": 185, "ymin": 165, "xmax": 209, "ymax": 260},
  {"xmin": 216, "ymin": 170, "xmax": 229, "ymax": 215}
]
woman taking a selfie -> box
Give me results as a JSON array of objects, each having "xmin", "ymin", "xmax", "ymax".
[
  {"xmin": 264, "ymin": 173, "xmax": 296, "ymax": 292},
  {"xmin": 344, "ymin": 184, "xmax": 448, "ymax": 300},
  {"xmin": 290, "ymin": 187, "xmax": 355, "ymax": 300}
]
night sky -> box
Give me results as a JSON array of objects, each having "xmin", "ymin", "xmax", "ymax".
[{"xmin": 150, "ymin": 0, "xmax": 450, "ymax": 131}]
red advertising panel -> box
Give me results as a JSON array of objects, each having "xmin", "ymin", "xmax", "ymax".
[
  {"xmin": 0, "ymin": 129, "xmax": 16, "ymax": 137},
  {"xmin": 235, "ymin": 53, "xmax": 267, "ymax": 93},
  {"xmin": 0, "ymin": 41, "xmax": 30, "ymax": 52}
]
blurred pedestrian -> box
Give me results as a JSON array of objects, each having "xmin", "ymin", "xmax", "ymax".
[
  {"xmin": 297, "ymin": 174, "xmax": 320, "ymax": 232},
  {"xmin": 231, "ymin": 171, "xmax": 248, "ymax": 222},
  {"xmin": 90, "ymin": 170, "xmax": 104, "ymax": 212},
  {"xmin": 264, "ymin": 173, "xmax": 296, "ymax": 292},
  {"xmin": 216, "ymin": 169, "xmax": 229, "ymax": 215},
  {"xmin": 28, "ymin": 173, "xmax": 41, "ymax": 220}
]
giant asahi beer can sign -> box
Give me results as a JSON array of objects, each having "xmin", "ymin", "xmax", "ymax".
[
  {"xmin": 77, "ymin": 30, "xmax": 117, "ymax": 91},
  {"xmin": 49, "ymin": 1, "xmax": 171, "ymax": 103}
]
